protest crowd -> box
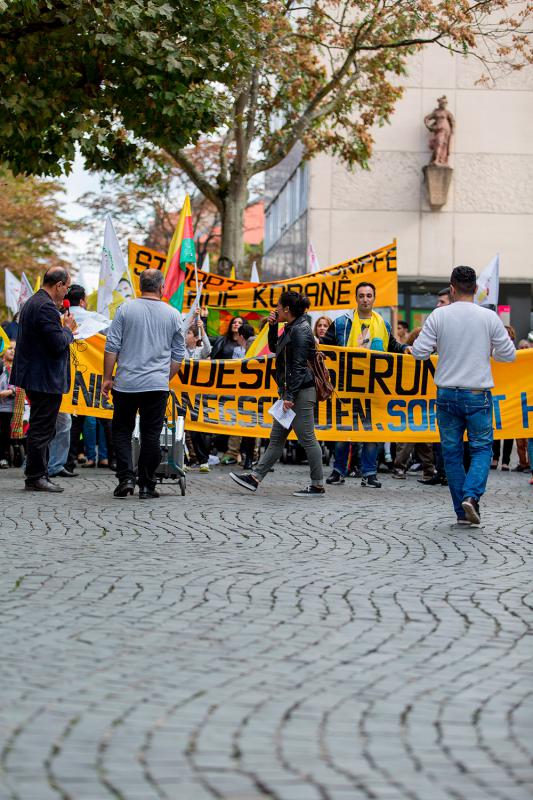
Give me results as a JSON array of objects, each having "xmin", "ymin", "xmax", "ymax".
[{"xmin": 1, "ymin": 248, "xmax": 532, "ymax": 529}]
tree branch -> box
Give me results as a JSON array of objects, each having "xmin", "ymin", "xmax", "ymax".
[
  {"xmin": 166, "ymin": 148, "xmax": 222, "ymax": 212},
  {"xmin": 250, "ymin": 26, "xmax": 448, "ymax": 177}
]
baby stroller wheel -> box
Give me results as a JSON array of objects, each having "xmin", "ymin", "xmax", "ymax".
[{"xmin": 179, "ymin": 476, "xmax": 186, "ymax": 496}]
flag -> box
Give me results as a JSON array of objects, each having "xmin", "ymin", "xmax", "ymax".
[
  {"xmin": 245, "ymin": 322, "xmax": 284, "ymax": 358},
  {"xmin": 202, "ymin": 253, "xmax": 210, "ymax": 273},
  {"xmin": 229, "ymin": 264, "xmax": 236, "ymax": 281},
  {"xmin": 0, "ymin": 324, "xmax": 10, "ymax": 355},
  {"xmin": 18, "ymin": 273, "xmax": 34, "ymax": 309},
  {"xmin": 308, "ymin": 242, "xmax": 321, "ymax": 273},
  {"xmin": 164, "ymin": 194, "xmax": 196, "ymax": 311},
  {"xmin": 98, "ymin": 214, "xmax": 126, "ymax": 318},
  {"xmin": 4, "ymin": 269, "xmax": 21, "ymax": 315},
  {"xmin": 250, "ymin": 261, "xmax": 260, "ymax": 283},
  {"xmin": 475, "ymin": 255, "xmax": 499, "ymax": 307},
  {"xmin": 182, "ymin": 282, "xmax": 204, "ymax": 334},
  {"xmin": 206, "ymin": 308, "xmax": 268, "ymax": 338}
]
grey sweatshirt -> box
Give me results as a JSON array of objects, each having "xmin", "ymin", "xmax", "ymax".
[
  {"xmin": 105, "ymin": 298, "xmax": 185, "ymax": 392},
  {"xmin": 412, "ymin": 301, "xmax": 516, "ymax": 389}
]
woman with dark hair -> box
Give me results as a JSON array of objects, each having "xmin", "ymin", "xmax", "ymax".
[
  {"xmin": 230, "ymin": 291, "xmax": 324, "ymax": 497},
  {"xmin": 210, "ymin": 316, "xmax": 245, "ymax": 360}
]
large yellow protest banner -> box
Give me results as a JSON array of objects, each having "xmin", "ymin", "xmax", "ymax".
[
  {"xmin": 128, "ymin": 240, "xmax": 398, "ymax": 311},
  {"xmin": 62, "ymin": 336, "xmax": 533, "ymax": 442}
]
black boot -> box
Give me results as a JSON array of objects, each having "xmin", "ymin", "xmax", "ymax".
[{"xmin": 114, "ymin": 479, "xmax": 135, "ymax": 498}]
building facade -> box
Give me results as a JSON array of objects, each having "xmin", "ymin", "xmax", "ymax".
[{"xmin": 262, "ymin": 48, "xmax": 533, "ymax": 337}]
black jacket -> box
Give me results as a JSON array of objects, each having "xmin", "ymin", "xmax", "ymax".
[
  {"xmin": 269, "ymin": 315, "xmax": 316, "ymax": 402},
  {"xmin": 12, "ymin": 289, "xmax": 74, "ymax": 394}
]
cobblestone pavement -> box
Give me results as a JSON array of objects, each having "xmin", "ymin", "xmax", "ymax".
[{"xmin": 0, "ymin": 462, "xmax": 532, "ymax": 800}]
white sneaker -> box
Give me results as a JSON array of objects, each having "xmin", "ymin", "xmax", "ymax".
[{"xmin": 199, "ymin": 463, "xmax": 210, "ymax": 473}]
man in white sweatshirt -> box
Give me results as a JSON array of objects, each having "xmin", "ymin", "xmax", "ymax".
[{"xmin": 412, "ymin": 266, "xmax": 516, "ymax": 526}]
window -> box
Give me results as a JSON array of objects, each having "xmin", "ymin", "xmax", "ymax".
[{"xmin": 264, "ymin": 163, "xmax": 308, "ymax": 253}]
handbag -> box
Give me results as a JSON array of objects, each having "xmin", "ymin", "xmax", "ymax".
[{"xmin": 307, "ymin": 346, "xmax": 334, "ymax": 402}]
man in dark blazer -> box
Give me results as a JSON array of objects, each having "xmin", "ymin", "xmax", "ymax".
[{"xmin": 11, "ymin": 267, "xmax": 77, "ymax": 492}]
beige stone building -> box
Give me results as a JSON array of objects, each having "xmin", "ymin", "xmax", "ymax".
[{"xmin": 262, "ymin": 48, "xmax": 533, "ymax": 337}]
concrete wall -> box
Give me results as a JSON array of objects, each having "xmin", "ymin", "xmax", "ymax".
[{"xmin": 308, "ymin": 49, "xmax": 533, "ymax": 285}]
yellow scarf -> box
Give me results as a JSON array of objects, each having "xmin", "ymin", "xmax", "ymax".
[{"xmin": 347, "ymin": 311, "xmax": 389, "ymax": 351}]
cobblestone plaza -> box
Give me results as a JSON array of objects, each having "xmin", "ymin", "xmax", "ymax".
[{"xmin": 1, "ymin": 465, "xmax": 532, "ymax": 800}]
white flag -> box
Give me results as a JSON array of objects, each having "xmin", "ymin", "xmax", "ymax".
[
  {"xmin": 475, "ymin": 254, "xmax": 499, "ymax": 307},
  {"xmin": 250, "ymin": 261, "xmax": 260, "ymax": 283},
  {"xmin": 182, "ymin": 282, "xmax": 203, "ymax": 334},
  {"xmin": 308, "ymin": 242, "xmax": 321, "ymax": 274},
  {"xmin": 4, "ymin": 269, "xmax": 21, "ymax": 315},
  {"xmin": 18, "ymin": 273, "xmax": 34, "ymax": 309},
  {"xmin": 97, "ymin": 215, "xmax": 126, "ymax": 318},
  {"xmin": 201, "ymin": 252, "xmax": 210, "ymax": 273}
]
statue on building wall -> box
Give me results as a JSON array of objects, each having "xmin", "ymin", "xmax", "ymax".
[{"xmin": 424, "ymin": 96, "xmax": 455, "ymax": 166}]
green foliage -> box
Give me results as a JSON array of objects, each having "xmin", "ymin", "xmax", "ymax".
[
  {"xmin": 0, "ymin": 165, "xmax": 74, "ymax": 314},
  {"xmin": 0, "ymin": 0, "xmax": 255, "ymax": 176}
]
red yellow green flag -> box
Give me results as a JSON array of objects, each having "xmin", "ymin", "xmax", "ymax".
[{"xmin": 163, "ymin": 194, "xmax": 196, "ymax": 311}]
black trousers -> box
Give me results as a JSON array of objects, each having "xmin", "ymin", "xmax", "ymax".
[
  {"xmin": 0, "ymin": 412, "xmax": 12, "ymax": 462},
  {"xmin": 25, "ymin": 390, "xmax": 62, "ymax": 481},
  {"xmin": 492, "ymin": 438, "xmax": 513, "ymax": 466},
  {"xmin": 190, "ymin": 431, "xmax": 210, "ymax": 465},
  {"xmin": 112, "ymin": 390, "xmax": 168, "ymax": 488},
  {"xmin": 65, "ymin": 413, "xmax": 85, "ymax": 472}
]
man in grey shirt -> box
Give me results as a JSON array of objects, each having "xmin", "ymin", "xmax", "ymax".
[
  {"xmin": 102, "ymin": 269, "xmax": 185, "ymax": 499},
  {"xmin": 412, "ymin": 265, "xmax": 515, "ymax": 526}
]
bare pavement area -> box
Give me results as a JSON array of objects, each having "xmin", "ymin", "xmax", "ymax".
[{"xmin": 0, "ymin": 463, "xmax": 532, "ymax": 800}]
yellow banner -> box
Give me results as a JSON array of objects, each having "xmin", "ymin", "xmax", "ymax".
[
  {"xmin": 62, "ymin": 336, "xmax": 533, "ymax": 442},
  {"xmin": 128, "ymin": 240, "xmax": 398, "ymax": 311}
]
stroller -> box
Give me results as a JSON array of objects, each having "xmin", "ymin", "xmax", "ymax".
[{"xmin": 132, "ymin": 390, "xmax": 187, "ymax": 496}]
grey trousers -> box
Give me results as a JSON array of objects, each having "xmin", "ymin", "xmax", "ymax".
[{"xmin": 252, "ymin": 386, "xmax": 324, "ymax": 485}]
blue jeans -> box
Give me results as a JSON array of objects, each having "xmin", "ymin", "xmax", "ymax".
[
  {"xmin": 333, "ymin": 441, "xmax": 376, "ymax": 477},
  {"xmin": 528, "ymin": 440, "xmax": 533, "ymax": 474},
  {"xmin": 333, "ymin": 441, "xmax": 350, "ymax": 476},
  {"xmin": 436, "ymin": 388, "xmax": 493, "ymax": 519},
  {"xmin": 83, "ymin": 417, "xmax": 108, "ymax": 462},
  {"xmin": 48, "ymin": 413, "xmax": 72, "ymax": 476},
  {"xmin": 360, "ymin": 443, "xmax": 378, "ymax": 477}
]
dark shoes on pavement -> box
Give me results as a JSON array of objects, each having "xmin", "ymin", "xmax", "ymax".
[
  {"xmin": 25, "ymin": 477, "xmax": 64, "ymax": 493},
  {"xmin": 139, "ymin": 487, "xmax": 160, "ymax": 500},
  {"xmin": 417, "ymin": 474, "xmax": 448, "ymax": 486},
  {"xmin": 391, "ymin": 468, "xmax": 406, "ymax": 480},
  {"xmin": 230, "ymin": 472, "xmax": 259, "ymax": 492},
  {"xmin": 293, "ymin": 485, "xmax": 325, "ymax": 497},
  {"xmin": 461, "ymin": 497, "xmax": 481, "ymax": 525},
  {"xmin": 326, "ymin": 470, "xmax": 345, "ymax": 485},
  {"xmin": 361, "ymin": 474, "xmax": 382, "ymax": 488},
  {"xmin": 113, "ymin": 479, "xmax": 135, "ymax": 498},
  {"xmin": 55, "ymin": 468, "xmax": 79, "ymax": 478}
]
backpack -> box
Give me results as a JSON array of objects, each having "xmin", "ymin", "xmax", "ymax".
[{"xmin": 307, "ymin": 347, "xmax": 334, "ymax": 402}]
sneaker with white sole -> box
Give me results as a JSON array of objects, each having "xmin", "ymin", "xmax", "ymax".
[
  {"xmin": 293, "ymin": 485, "xmax": 325, "ymax": 497},
  {"xmin": 199, "ymin": 463, "xmax": 210, "ymax": 473},
  {"xmin": 461, "ymin": 497, "xmax": 481, "ymax": 525},
  {"xmin": 326, "ymin": 470, "xmax": 345, "ymax": 485},
  {"xmin": 230, "ymin": 472, "xmax": 258, "ymax": 492},
  {"xmin": 361, "ymin": 474, "xmax": 382, "ymax": 488}
]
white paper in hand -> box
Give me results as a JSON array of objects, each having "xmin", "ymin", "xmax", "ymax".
[{"xmin": 268, "ymin": 398, "xmax": 295, "ymax": 429}]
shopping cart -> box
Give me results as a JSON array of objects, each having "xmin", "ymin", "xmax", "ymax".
[{"xmin": 132, "ymin": 390, "xmax": 187, "ymax": 496}]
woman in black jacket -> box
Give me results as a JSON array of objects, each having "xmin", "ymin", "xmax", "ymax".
[
  {"xmin": 230, "ymin": 291, "xmax": 325, "ymax": 497},
  {"xmin": 210, "ymin": 315, "xmax": 245, "ymax": 360}
]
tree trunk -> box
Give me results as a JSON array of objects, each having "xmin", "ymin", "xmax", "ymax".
[{"xmin": 219, "ymin": 175, "xmax": 248, "ymax": 276}]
